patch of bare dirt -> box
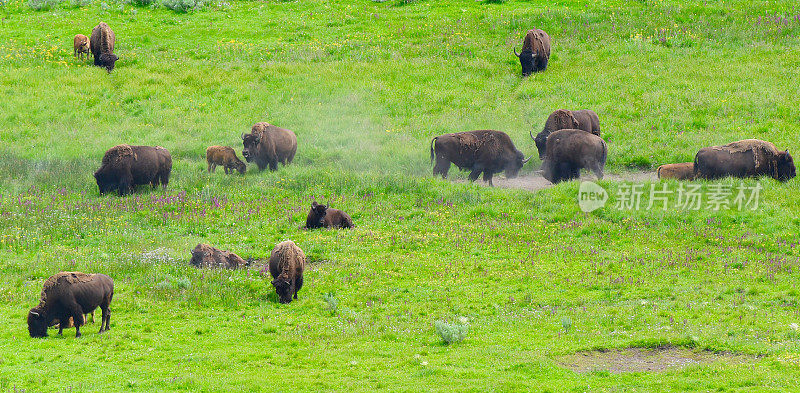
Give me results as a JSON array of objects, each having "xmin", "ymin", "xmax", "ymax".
[
  {"xmin": 455, "ymin": 170, "xmax": 658, "ymax": 192},
  {"xmin": 558, "ymin": 346, "xmax": 759, "ymax": 374}
]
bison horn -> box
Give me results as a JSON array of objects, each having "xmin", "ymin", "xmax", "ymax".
[
  {"xmin": 240, "ymin": 133, "xmax": 245, "ymax": 140},
  {"xmin": 514, "ymin": 47, "xmax": 519, "ymax": 57},
  {"xmin": 29, "ymin": 311, "xmax": 39, "ymax": 317},
  {"xmin": 522, "ymin": 155, "xmax": 533, "ymax": 164}
]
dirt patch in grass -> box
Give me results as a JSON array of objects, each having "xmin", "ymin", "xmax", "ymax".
[
  {"xmin": 455, "ymin": 170, "xmax": 658, "ymax": 192},
  {"xmin": 558, "ymin": 346, "xmax": 760, "ymax": 374}
]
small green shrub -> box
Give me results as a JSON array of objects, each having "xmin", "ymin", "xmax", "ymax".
[
  {"xmin": 322, "ymin": 292, "xmax": 338, "ymax": 314},
  {"xmin": 435, "ymin": 319, "xmax": 468, "ymax": 345},
  {"xmin": 26, "ymin": 0, "xmax": 61, "ymax": 11},
  {"xmin": 161, "ymin": 0, "xmax": 206, "ymax": 12},
  {"xmin": 125, "ymin": 0, "xmax": 155, "ymax": 6}
]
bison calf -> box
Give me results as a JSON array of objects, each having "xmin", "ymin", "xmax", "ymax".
[
  {"xmin": 73, "ymin": 34, "xmax": 90, "ymax": 59},
  {"xmin": 268, "ymin": 240, "xmax": 306, "ymax": 304},
  {"xmin": 28, "ymin": 272, "xmax": 113, "ymax": 338},
  {"xmin": 206, "ymin": 146, "xmax": 246, "ymax": 175},
  {"xmin": 304, "ymin": 201, "xmax": 354, "ymax": 229},
  {"xmin": 541, "ymin": 129, "xmax": 607, "ymax": 184},
  {"xmin": 657, "ymin": 162, "xmax": 695, "ymax": 180},
  {"xmin": 190, "ymin": 243, "xmax": 247, "ymax": 269},
  {"xmin": 94, "ymin": 144, "xmax": 172, "ymax": 195},
  {"xmin": 694, "ymin": 139, "xmax": 795, "ymax": 182}
]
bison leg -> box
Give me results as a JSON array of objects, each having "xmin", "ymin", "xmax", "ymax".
[
  {"xmin": 208, "ymin": 162, "xmax": 214, "ymax": 173},
  {"xmin": 294, "ymin": 276, "xmax": 303, "ymax": 300},
  {"xmin": 159, "ymin": 170, "xmax": 170, "ymax": 190},
  {"xmin": 468, "ymin": 168, "xmax": 482, "ymax": 182},
  {"xmin": 268, "ymin": 158, "xmax": 279, "ymax": 171},
  {"xmin": 99, "ymin": 307, "xmax": 111, "ymax": 333},
  {"xmin": 482, "ymin": 171, "xmax": 494, "ymax": 186},
  {"xmin": 591, "ymin": 163, "xmax": 604, "ymax": 180},
  {"xmin": 433, "ymin": 157, "xmax": 451, "ymax": 179}
]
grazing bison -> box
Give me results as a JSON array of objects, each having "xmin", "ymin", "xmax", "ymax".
[
  {"xmin": 241, "ymin": 123, "xmax": 297, "ymax": 171},
  {"xmin": 694, "ymin": 139, "xmax": 795, "ymax": 182},
  {"xmin": 533, "ymin": 109, "xmax": 601, "ymax": 160},
  {"xmin": 657, "ymin": 162, "xmax": 695, "ymax": 180},
  {"xmin": 190, "ymin": 243, "xmax": 247, "ymax": 269},
  {"xmin": 267, "ymin": 240, "xmax": 306, "ymax": 304},
  {"xmin": 90, "ymin": 22, "xmax": 118, "ymax": 72},
  {"xmin": 541, "ymin": 129, "xmax": 607, "ymax": 184},
  {"xmin": 73, "ymin": 34, "xmax": 90, "ymax": 59},
  {"xmin": 94, "ymin": 144, "xmax": 172, "ymax": 195},
  {"xmin": 430, "ymin": 130, "xmax": 531, "ymax": 186},
  {"xmin": 514, "ymin": 28, "xmax": 551, "ymax": 76},
  {"xmin": 27, "ymin": 272, "xmax": 113, "ymax": 338},
  {"xmin": 304, "ymin": 201, "xmax": 354, "ymax": 229},
  {"xmin": 206, "ymin": 146, "xmax": 246, "ymax": 175}
]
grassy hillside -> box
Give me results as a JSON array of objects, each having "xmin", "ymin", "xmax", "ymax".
[{"xmin": 1, "ymin": 0, "xmax": 800, "ymax": 391}]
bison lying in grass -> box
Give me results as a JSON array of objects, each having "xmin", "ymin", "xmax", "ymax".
[
  {"xmin": 190, "ymin": 244, "xmax": 247, "ymax": 269},
  {"xmin": 304, "ymin": 201, "xmax": 354, "ymax": 229},
  {"xmin": 267, "ymin": 240, "xmax": 306, "ymax": 304},
  {"xmin": 94, "ymin": 144, "xmax": 172, "ymax": 195},
  {"xmin": 694, "ymin": 139, "xmax": 795, "ymax": 182},
  {"xmin": 28, "ymin": 272, "xmax": 113, "ymax": 338},
  {"xmin": 206, "ymin": 145, "xmax": 246, "ymax": 175},
  {"xmin": 657, "ymin": 162, "xmax": 695, "ymax": 180}
]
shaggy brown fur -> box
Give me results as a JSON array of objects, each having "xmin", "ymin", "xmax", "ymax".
[
  {"xmin": 28, "ymin": 272, "xmax": 113, "ymax": 338},
  {"xmin": 694, "ymin": 139, "xmax": 795, "ymax": 182},
  {"xmin": 190, "ymin": 244, "xmax": 247, "ymax": 269},
  {"xmin": 90, "ymin": 22, "xmax": 118, "ymax": 72},
  {"xmin": 94, "ymin": 144, "xmax": 172, "ymax": 195},
  {"xmin": 241, "ymin": 122, "xmax": 297, "ymax": 171},
  {"xmin": 206, "ymin": 146, "xmax": 246, "ymax": 175},
  {"xmin": 304, "ymin": 201, "xmax": 354, "ymax": 229},
  {"xmin": 533, "ymin": 109, "xmax": 601, "ymax": 160},
  {"xmin": 657, "ymin": 162, "xmax": 695, "ymax": 180},
  {"xmin": 430, "ymin": 130, "xmax": 531, "ymax": 186},
  {"xmin": 515, "ymin": 28, "xmax": 551, "ymax": 75},
  {"xmin": 73, "ymin": 34, "xmax": 90, "ymax": 59},
  {"xmin": 541, "ymin": 129, "xmax": 607, "ymax": 184},
  {"xmin": 267, "ymin": 241, "xmax": 306, "ymax": 304}
]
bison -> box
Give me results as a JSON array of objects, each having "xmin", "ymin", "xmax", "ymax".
[
  {"xmin": 27, "ymin": 272, "xmax": 113, "ymax": 338},
  {"xmin": 206, "ymin": 145, "xmax": 246, "ymax": 175},
  {"xmin": 73, "ymin": 34, "xmax": 90, "ymax": 59},
  {"xmin": 241, "ymin": 123, "xmax": 297, "ymax": 171},
  {"xmin": 514, "ymin": 28, "xmax": 551, "ymax": 76},
  {"xmin": 431, "ymin": 130, "xmax": 531, "ymax": 186},
  {"xmin": 541, "ymin": 129, "xmax": 607, "ymax": 184},
  {"xmin": 694, "ymin": 139, "xmax": 795, "ymax": 182},
  {"xmin": 657, "ymin": 162, "xmax": 695, "ymax": 180},
  {"xmin": 304, "ymin": 201, "xmax": 354, "ymax": 229},
  {"xmin": 190, "ymin": 243, "xmax": 247, "ymax": 269},
  {"xmin": 94, "ymin": 144, "xmax": 172, "ymax": 196},
  {"xmin": 90, "ymin": 22, "xmax": 118, "ymax": 72},
  {"xmin": 533, "ymin": 109, "xmax": 601, "ymax": 160},
  {"xmin": 267, "ymin": 240, "xmax": 306, "ymax": 304}
]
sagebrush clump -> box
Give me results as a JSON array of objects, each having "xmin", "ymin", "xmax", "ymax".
[{"xmin": 435, "ymin": 320, "xmax": 468, "ymax": 345}]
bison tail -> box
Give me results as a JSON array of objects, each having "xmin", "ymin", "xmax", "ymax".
[{"xmin": 430, "ymin": 137, "xmax": 438, "ymax": 165}]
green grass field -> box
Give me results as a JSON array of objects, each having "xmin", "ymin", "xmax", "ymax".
[{"xmin": 1, "ymin": 0, "xmax": 800, "ymax": 391}]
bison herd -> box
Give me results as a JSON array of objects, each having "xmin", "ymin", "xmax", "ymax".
[{"xmin": 32, "ymin": 25, "xmax": 795, "ymax": 338}]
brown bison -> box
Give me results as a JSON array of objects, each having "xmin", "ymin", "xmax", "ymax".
[
  {"xmin": 304, "ymin": 201, "xmax": 354, "ymax": 229},
  {"xmin": 514, "ymin": 28, "xmax": 551, "ymax": 76},
  {"xmin": 241, "ymin": 123, "xmax": 297, "ymax": 171},
  {"xmin": 206, "ymin": 146, "xmax": 246, "ymax": 175},
  {"xmin": 694, "ymin": 139, "xmax": 795, "ymax": 182},
  {"xmin": 73, "ymin": 34, "xmax": 90, "ymax": 59},
  {"xmin": 90, "ymin": 22, "xmax": 117, "ymax": 72},
  {"xmin": 190, "ymin": 243, "xmax": 247, "ymax": 269},
  {"xmin": 657, "ymin": 162, "xmax": 695, "ymax": 180},
  {"xmin": 431, "ymin": 130, "xmax": 531, "ymax": 186},
  {"xmin": 541, "ymin": 129, "xmax": 607, "ymax": 184},
  {"xmin": 28, "ymin": 272, "xmax": 113, "ymax": 338},
  {"xmin": 94, "ymin": 144, "xmax": 172, "ymax": 195},
  {"xmin": 268, "ymin": 240, "xmax": 306, "ymax": 304},
  {"xmin": 533, "ymin": 109, "xmax": 601, "ymax": 160}
]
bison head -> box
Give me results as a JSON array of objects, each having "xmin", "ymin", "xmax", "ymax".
[
  {"xmin": 534, "ymin": 132, "xmax": 549, "ymax": 160},
  {"xmin": 505, "ymin": 151, "xmax": 531, "ymax": 179},
  {"xmin": 271, "ymin": 275, "xmax": 293, "ymax": 304},
  {"xmin": 241, "ymin": 132, "xmax": 261, "ymax": 163},
  {"xmin": 777, "ymin": 151, "xmax": 796, "ymax": 182},
  {"xmin": 99, "ymin": 53, "xmax": 118, "ymax": 72},
  {"xmin": 27, "ymin": 309, "xmax": 48, "ymax": 338},
  {"xmin": 305, "ymin": 202, "xmax": 327, "ymax": 229},
  {"xmin": 94, "ymin": 170, "xmax": 114, "ymax": 195},
  {"xmin": 234, "ymin": 160, "xmax": 247, "ymax": 175},
  {"xmin": 514, "ymin": 48, "xmax": 537, "ymax": 76}
]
